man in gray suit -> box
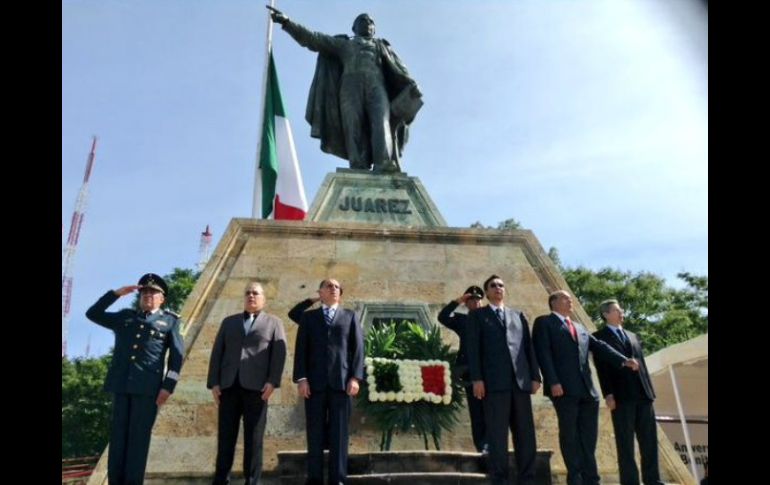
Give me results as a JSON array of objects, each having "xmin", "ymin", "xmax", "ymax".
[
  {"xmin": 207, "ymin": 281, "xmax": 287, "ymax": 485},
  {"xmin": 466, "ymin": 275, "xmax": 541, "ymax": 485}
]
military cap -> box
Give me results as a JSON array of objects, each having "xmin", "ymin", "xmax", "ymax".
[
  {"xmin": 464, "ymin": 285, "xmax": 484, "ymax": 300},
  {"xmin": 138, "ymin": 273, "xmax": 168, "ymax": 295}
]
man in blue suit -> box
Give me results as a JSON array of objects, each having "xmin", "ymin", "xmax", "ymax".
[
  {"xmin": 291, "ymin": 278, "xmax": 365, "ymax": 485},
  {"xmin": 466, "ymin": 275, "xmax": 541, "ymax": 485},
  {"xmin": 533, "ymin": 290, "xmax": 639, "ymax": 485},
  {"xmin": 86, "ymin": 273, "xmax": 184, "ymax": 485}
]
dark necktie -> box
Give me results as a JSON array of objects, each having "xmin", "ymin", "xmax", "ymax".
[
  {"xmin": 496, "ymin": 308, "xmax": 505, "ymax": 327},
  {"xmin": 324, "ymin": 307, "xmax": 334, "ymax": 326},
  {"xmin": 618, "ymin": 328, "xmax": 631, "ymax": 353}
]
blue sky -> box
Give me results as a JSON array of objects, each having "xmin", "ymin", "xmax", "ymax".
[{"xmin": 62, "ymin": 0, "xmax": 707, "ymax": 358}]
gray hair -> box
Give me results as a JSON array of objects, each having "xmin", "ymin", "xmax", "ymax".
[{"xmin": 598, "ymin": 299, "xmax": 619, "ymax": 322}]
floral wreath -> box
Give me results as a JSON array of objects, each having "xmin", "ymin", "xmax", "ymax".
[{"xmin": 357, "ymin": 320, "xmax": 464, "ymax": 450}]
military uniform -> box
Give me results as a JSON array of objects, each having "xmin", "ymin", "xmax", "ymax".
[{"xmin": 86, "ymin": 274, "xmax": 184, "ymax": 485}]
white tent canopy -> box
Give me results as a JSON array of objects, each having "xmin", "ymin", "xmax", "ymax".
[{"xmin": 646, "ymin": 333, "xmax": 708, "ymax": 481}]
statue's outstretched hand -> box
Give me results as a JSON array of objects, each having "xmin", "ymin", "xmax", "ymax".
[{"xmin": 266, "ymin": 5, "xmax": 288, "ymax": 25}]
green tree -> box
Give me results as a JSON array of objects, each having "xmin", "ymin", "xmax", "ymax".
[
  {"xmin": 469, "ymin": 218, "xmax": 523, "ymax": 230},
  {"xmin": 62, "ymin": 353, "xmax": 113, "ymax": 458},
  {"xmin": 483, "ymin": 215, "xmax": 709, "ymax": 354},
  {"xmin": 131, "ymin": 267, "xmax": 200, "ymax": 313},
  {"xmin": 547, "ymin": 247, "xmax": 563, "ymax": 269},
  {"xmin": 562, "ymin": 267, "xmax": 708, "ymax": 354},
  {"xmin": 496, "ymin": 218, "xmax": 522, "ymax": 230}
]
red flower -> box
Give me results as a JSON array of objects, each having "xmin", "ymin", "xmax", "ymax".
[{"xmin": 421, "ymin": 366, "xmax": 446, "ymax": 395}]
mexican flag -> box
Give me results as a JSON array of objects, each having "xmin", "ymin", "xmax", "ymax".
[{"xmin": 256, "ymin": 51, "xmax": 308, "ymax": 220}]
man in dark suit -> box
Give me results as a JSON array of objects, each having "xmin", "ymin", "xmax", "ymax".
[
  {"xmin": 593, "ymin": 299, "xmax": 663, "ymax": 485},
  {"xmin": 207, "ymin": 281, "xmax": 287, "ymax": 485},
  {"xmin": 533, "ymin": 290, "xmax": 640, "ymax": 485},
  {"xmin": 292, "ymin": 278, "xmax": 365, "ymax": 485},
  {"xmin": 466, "ymin": 275, "xmax": 541, "ymax": 485},
  {"xmin": 86, "ymin": 273, "xmax": 184, "ymax": 485},
  {"xmin": 438, "ymin": 285, "xmax": 487, "ymax": 453}
]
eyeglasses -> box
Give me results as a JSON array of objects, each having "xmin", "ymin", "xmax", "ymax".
[
  {"xmin": 244, "ymin": 291, "xmax": 261, "ymax": 296},
  {"xmin": 488, "ymin": 283, "xmax": 505, "ymax": 289}
]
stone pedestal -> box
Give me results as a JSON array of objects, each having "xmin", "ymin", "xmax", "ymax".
[{"xmin": 307, "ymin": 169, "xmax": 446, "ymax": 227}]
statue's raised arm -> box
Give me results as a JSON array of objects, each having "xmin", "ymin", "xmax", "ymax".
[
  {"xmin": 267, "ymin": 7, "xmax": 423, "ymax": 173},
  {"xmin": 266, "ymin": 5, "xmax": 287, "ymax": 25}
]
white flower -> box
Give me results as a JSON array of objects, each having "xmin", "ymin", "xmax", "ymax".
[
  {"xmin": 367, "ymin": 365, "xmax": 375, "ymax": 374},
  {"xmin": 404, "ymin": 394, "xmax": 413, "ymax": 403},
  {"xmin": 386, "ymin": 391, "xmax": 396, "ymax": 401},
  {"xmin": 442, "ymin": 395, "xmax": 452, "ymax": 405},
  {"xmin": 396, "ymin": 392, "xmax": 405, "ymax": 402},
  {"xmin": 365, "ymin": 357, "xmax": 373, "ymax": 365},
  {"xmin": 369, "ymin": 392, "xmax": 379, "ymax": 401},
  {"xmin": 431, "ymin": 394, "xmax": 442, "ymax": 404}
]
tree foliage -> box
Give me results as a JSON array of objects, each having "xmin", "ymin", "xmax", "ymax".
[
  {"xmin": 562, "ymin": 267, "xmax": 708, "ymax": 354},
  {"xmin": 469, "ymin": 218, "xmax": 523, "ymax": 230},
  {"xmin": 481, "ymin": 219, "xmax": 707, "ymax": 354},
  {"xmin": 62, "ymin": 354, "xmax": 113, "ymax": 458}
]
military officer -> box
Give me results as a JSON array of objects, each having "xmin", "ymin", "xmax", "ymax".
[{"xmin": 86, "ymin": 273, "xmax": 185, "ymax": 485}]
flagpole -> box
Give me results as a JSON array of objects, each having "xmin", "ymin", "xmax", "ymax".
[{"xmin": 252, "ymin": 0, "xmax": 276, "ymax": 218}]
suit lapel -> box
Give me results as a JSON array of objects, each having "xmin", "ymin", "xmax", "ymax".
[
  {"xmin": 625, "ymin": 330, "xmax": 637, "ymax": 357},
  {"xmin": 553, "ymin": 313, "xmax": 575, "ymax": 344},
  {"xmin": 506, "ymin": 308, "xmax": 523, "ymax": 333},
  {"xmin": 316, "ymin": 308, "xmax": 327, "ymax": 328},
  {"xmin": 249, "ymin": 312, "xmax": 266, "ymax": 335},
  {"xmin": 575, "ymin": 322, "xmax": 589, "ymax": 363},
  {"xmin": 603, "ymin": 327, "xmax": 625, "ymax": 352},
  {"xmin": 237, "ymin": 314, "xmax": 247, "ymax": 338}
]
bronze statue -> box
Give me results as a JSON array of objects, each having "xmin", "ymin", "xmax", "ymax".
[{"xmin": 268, "ymin": 6, "xmax": 423, "ymax": 173}]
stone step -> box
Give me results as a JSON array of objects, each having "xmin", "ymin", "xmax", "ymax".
[
  {"xmin": 277, "ymin": 450, "xmax": 554, "ymax": 484},
  {"xmin": 281, "ymin": 472, "xmax": 488, "ymax": 484}
]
